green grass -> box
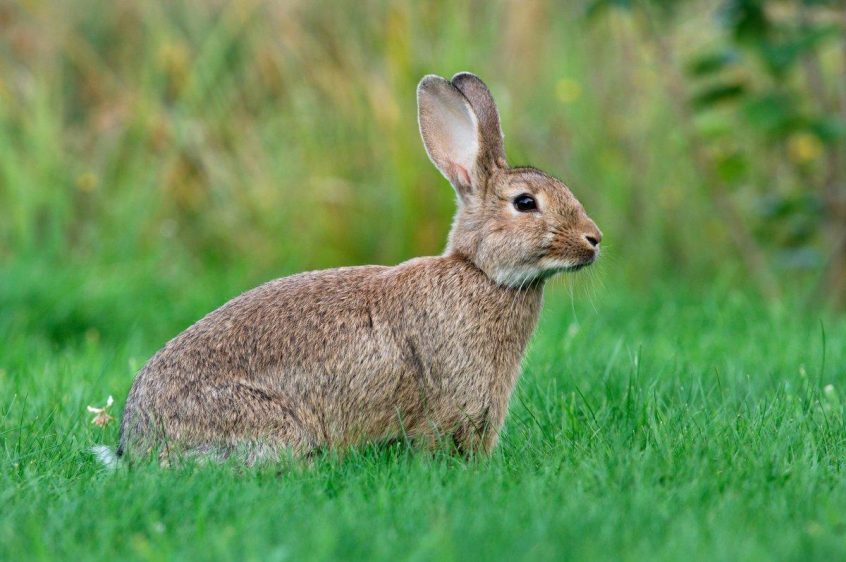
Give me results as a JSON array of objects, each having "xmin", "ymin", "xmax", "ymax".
[{"xmin": 2, "ymin": 263, "xmax": 845, "ymax": 561}]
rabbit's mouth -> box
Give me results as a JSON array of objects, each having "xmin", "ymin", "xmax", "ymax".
[
  {"xmin": 539, "ymin": 252, "xmax": 598, "ymax": 275},
  {"xmin": 563, "ymin": 254, "xmax": 598, "ymax": 272}
]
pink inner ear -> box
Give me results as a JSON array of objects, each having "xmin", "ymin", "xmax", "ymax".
[{"xmin": 449, "ymin": 163, "xmax": 472, "ymax": 188}]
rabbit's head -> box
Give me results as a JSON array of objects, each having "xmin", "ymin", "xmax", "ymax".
[{"xmin": 418, "ymin": 73, "xmax": 602, "ymax": 288}]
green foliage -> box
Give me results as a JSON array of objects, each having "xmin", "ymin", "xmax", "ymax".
[
  {"xmin": 686, "ymin": 48, "xmax": 742, "ymax": 76},
  {"xmin": 691, "ymin": 81, "xmax": 747, "ymax": 109},
  {"xmin": 0, "ymin": 0, "xmax": 829, "ymax": 290},
  {"xmin": 584, "ymin": 0, "xmax": 846, "ymax": 296},
  {"xmin": 686, "ymin": 0, "xmax": 846, "ymax": 272}
]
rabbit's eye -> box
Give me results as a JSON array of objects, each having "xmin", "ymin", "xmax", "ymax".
[{"xmin": 513, "ymin": 194, "xmax": 537, "ymax": 212}]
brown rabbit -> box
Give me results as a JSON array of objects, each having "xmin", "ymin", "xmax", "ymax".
[{"xmin": 114, "ymin": 72, "xmax": 602, "ymax": 465}]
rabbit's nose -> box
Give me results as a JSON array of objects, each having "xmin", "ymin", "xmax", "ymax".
[{"xmin": 583, "ymin": 223, "xmax": 602, "ymax": 248}]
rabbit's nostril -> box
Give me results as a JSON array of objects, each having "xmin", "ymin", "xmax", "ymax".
[{"xmin": 585, "ymin": 235, "xmax": 600, "ymax": 248}]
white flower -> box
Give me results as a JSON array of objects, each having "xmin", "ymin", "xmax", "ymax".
[{"xmin": 87, "ymin": 395, "xmax": 115, "ymax": 427}]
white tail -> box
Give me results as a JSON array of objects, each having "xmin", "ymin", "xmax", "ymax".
[{"xmin": 92, "ymin": 445, "xmax": 119, "ymax": 470}]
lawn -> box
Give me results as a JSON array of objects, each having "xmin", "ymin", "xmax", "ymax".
[{"xmin": 2, "ymin": 263, "xmax": 844, "ymax": 561}]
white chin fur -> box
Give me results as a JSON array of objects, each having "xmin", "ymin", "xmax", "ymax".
[
  {"xmin": 493, "ymin": 266, "xmax": 544, "ymax": 288},
  {"xmin": 493, "ymin": 259, "xmax": 581, "ymax": 288},
  {"xmin": 538, "ymin": 257, "xmax": 581, "ymax": 272}
]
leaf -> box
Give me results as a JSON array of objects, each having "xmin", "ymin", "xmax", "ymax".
[
  {"xmin": 808, "ymin": 117, "xmax": 846, "ymax": 144},
  {"xmin": 754, "ymin": 193, "xmax": 794, "ymax": 220},
  {"xmin": 754, "ymin": 192, "xmax": 823, "ymax": 220},
  {"xmin": 694, "ymin": 112, "xmax": 734, "ymax": 140},
  {"xmin": 718, "ymin": 0, "xmax": 771, "ymax": 42},
  {"xmin": 757, "ymin": 25, "xmax": 840, "ymax": 77},
  {"xmin": 715, "ymin": 152, "xmax": 747, "ymax": 184},
  {"xmin": 742, "ymin": 93, "xmax": 795, "ymax": 135},
  {"xmin": 691, "ymin": 82, "xmax": 746, "ymax": 110},
  {"xmin": 758, "ymin": 42, "xmax": 798, "ymax": 77},
  {"xmin": 686, "ymin": 49, "xmax": 741, "ymax": 77}
]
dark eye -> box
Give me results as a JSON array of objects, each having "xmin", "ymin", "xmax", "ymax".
[{"xmin": 513, "ymin": 193, "xmax": 537, "ymax": 212}]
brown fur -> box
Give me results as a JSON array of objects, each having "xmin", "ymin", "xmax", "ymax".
[{"xmin": 119, "ymin": 73, "xmax": 601, "ymax": 464}]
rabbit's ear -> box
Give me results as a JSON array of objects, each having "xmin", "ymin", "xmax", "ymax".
[
  {"xmin": 450, "ymin": 72, "xmax": 506, "ymax": 167},
  {"xmin": 417, "ymin": 75, "xmax": 491, "ymax": 199}
]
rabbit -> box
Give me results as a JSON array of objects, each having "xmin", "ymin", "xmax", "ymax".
[{"xmin": 116, "ymin": 72, "xmax": 602, "ymax": 465}]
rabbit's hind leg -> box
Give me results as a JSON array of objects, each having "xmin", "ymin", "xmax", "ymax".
[
  {"xmin": 153, "ymin": 379, "xmax": 313, "ymax": 465},
  {"xmin": 200, "ymin": 380, "xmax": 314, "ymax": 461}
]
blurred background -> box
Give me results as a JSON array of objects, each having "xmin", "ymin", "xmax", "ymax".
[{"xmin": 1, "ymin": 0, "xmax": 845, "ymax": 347}]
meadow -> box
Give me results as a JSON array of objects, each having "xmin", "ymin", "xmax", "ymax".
[
  {"xmin": 2, "ymin": 1, "xmax": 846, "ymax": 560},
  {"xmin": 2, "ymin": 268, "xmax": 846, "ymax": 561}
]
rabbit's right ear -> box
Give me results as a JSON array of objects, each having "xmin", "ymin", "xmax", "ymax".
[{"xmin": 418, "ymin": 75, "xmax": 504, "ymax": 200}]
